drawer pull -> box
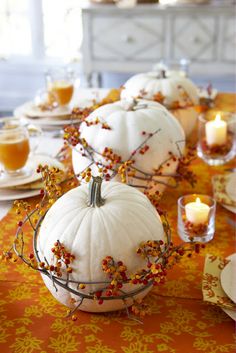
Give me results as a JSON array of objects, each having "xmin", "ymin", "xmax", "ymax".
[
  {"xmin": 122, "ymin": 35, "xmax": 135, "ymax": 43},
  {"xmin": 192, "ymin": 36, "xmax": 201, "ymax": 44}
]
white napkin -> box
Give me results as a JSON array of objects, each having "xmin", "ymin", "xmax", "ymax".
[
  {"xmin": 0, "ymin": 201, "xmax": 12, "ymax": 221},
  {"xmin": 35, "ymin": 136, "xmax": 63, "ymax": 157}
]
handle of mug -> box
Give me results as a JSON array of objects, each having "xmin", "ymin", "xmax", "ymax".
[{"xmin": 27, "ymin": 124, "xmax": 43, "ymax": 154}]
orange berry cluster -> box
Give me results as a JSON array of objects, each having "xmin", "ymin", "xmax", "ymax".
[
  {"xmin": 139, "ymin": 144, "xmax": 150, "ymax": 155},
  {"xmin": 131, "ymin": 298, "xmax": 151, "ymax": 318},
  {"xmin": 28, "ymin": 253, "xmax": 38, "ymax": 269},
  {"xmin": 101, "ymin": 122, "xmax": 111, "ymax": 130},
  {"xmin": 137, "ymin": 240, "xmax": 164, "ymax": 259},
  {"xmin": 64, "ymin": 125, "xmax": 81, "ymax": 147},
  {"xmin": 152, "ymin": 91, "xmax": 165, "ymax": 104},
  {"xmin": 0, "ymin": 251, "xmax": 18, "ymax": 263},
  {"xmin": 184, "ymin": 218, "xmax": 208, "ymax": 236},
  {"xmin": 175, "ymin": 148, "xmax": 197, "ymax": 187},
  {"xmin": 101, "ymin": 256, "xmax": 128, "ymax": 297},
  {"xmin": 80, "ymin": 167, "xmax": 92, "ymax": 183},
  {"xmin": 14, "ymin": 200, "xmax": 31, "ymax": 216},
  {"xmin": 102, "ymin": 147, "xmax": 122, "ymax": 164},
  {"xmin": 117, "ymin": 160, "xmax": 134, "ymax": 183},
  {"xmin": 39, "ymin": 241, "xmax": 75, "ymax": 277},
  {"xmin": 71, "ymin": 107, "xmax": 93, "ymax": 122},
  {"xmin": 37, "ymin": 165, "xmax": 62, "ymax": 203},
  {"xmin": 143, "ymin": 190, "xmax": 161, "ymax": 208}
]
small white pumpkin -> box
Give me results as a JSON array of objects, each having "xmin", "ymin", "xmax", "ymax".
[
  {"xmin": 72, "ymin": 99, "xmax": 185, "ymax": 194},
  {"xmin": 37, "ymin": 178, "xmax": 165, "ymax": 312},
  {"xmin": 121, "ymin": 70, "xmax": 199, "ymax": 137}
]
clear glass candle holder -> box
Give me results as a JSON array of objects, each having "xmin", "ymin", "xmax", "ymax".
[
  {"xmin": 197, "ymin": 112, "xmax": 236, "ymax": 166},
  {"xmin": 178, "ymin": 194, "xmax": 216, "ymax": 243}
]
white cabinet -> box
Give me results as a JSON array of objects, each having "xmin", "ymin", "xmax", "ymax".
[{"xmin": 81, "ymin": 2, "xmax": 236, "ymax": 86}]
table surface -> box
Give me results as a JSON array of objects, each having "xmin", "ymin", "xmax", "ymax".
[{"xmin": 0, "ymin": 93, "xmax": 235, "ymax": 353}]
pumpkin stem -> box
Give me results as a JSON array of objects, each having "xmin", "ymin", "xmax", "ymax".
[
  {"xmin": 121, "ymin": 98, "xmax": 137, "ymax": 111},
  {"xmin": 122, "ymin": 98, "xmax": 148, "ymax": 111},
  {"xmin": 88, "ymin": 176, "xmax": 105, "ymax": 207},
  {"xmin": 160, "ymin": 70, "xmax": 166, "ymax": 79}
]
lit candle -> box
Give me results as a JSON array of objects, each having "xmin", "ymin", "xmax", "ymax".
[
  {"xmin": 205, "ymin": 113, "xmax": 227, "ymax": 146},
  {"xmin": 185, "ymin": 197, "xmax": 210, "ymax": 225}
]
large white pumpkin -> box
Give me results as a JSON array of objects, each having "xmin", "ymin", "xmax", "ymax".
[
  {"xmin": 72, "ymin": 99, "xmax": 185, "ymax": 193},
  {"xmin": 121, "ymin": 71, "xmax": 199, "ymax": 137},
  {"xmin": 37, "ymin": 179, "xmax": 165, "ymax": 312}
]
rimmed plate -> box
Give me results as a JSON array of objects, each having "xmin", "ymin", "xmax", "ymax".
[
  {"xmin": 14, "ymin": 102, "xmax": 73, "ymax": 127},
  {"xmin": 226, "ymin": 173, "xmax": 236, "ymax": 203},
  {"xmin": 13, "ymin": 88, "xmax": 110, "ymax": 127},
  {"xmin": 15, "ymin": 101, "xmax": 72, "ymax": 119},
  {"xmin": 220, "ymin": 253, "xmax": 236, "ymax": 304},
  {"xmin": 0, "ymin": 154, "xmax": 65, "ymax": 189},
  {"xmin": 222, "ymin": 204, "xmax": 236, "ymax": 214},
  {"xmin": 212, "ymin": 173, "xmax": 236, "ymax": 214},
  {"xmin": 0, "ymin": 188, "xmax": 40, "ymax": 201},
  {"xmin": 222, "ymin": 308, "xmax": 236, "ymax": 321}
]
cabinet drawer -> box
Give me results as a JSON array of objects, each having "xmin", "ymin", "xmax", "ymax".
[
  {"xmin": 171, "ymin": 16, "xmax": 217, "ymax": 61},
  {"xmin": 91, "ymin": 15, "xmax": 165, "ymax": 61}
]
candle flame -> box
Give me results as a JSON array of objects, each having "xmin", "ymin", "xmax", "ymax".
[
  {"xmin": 215, "ymin": 113, "xmax": 221, "ymax": 122},
  {"xmin": 196, "ymin": 197, "xmax": 201, "ymax": 204}
]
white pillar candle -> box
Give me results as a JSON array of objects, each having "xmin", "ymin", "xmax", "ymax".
[
  {"xmin": 205, "ymin": 113, "xmax": 227, "ymax": 146},
  {"xmin": 185, "ymin": 197, "xmax": 210, "ymax": 225}
]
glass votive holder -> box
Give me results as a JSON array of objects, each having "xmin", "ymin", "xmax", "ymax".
[
  {"xmin": 197, "ymin": 112, "xmax": 236, "ymax": 166},
  {"xmin": 178, "ymin": 194, "xmax": 216, "ymax": 243}
]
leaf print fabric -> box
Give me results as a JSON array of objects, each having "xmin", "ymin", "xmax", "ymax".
[{"xmin": 0, "ymin": 93, "xmax": 235, "ymax": 352}]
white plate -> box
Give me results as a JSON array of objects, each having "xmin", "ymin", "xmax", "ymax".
[
  {"xmin": 0, "ymin": 154, "xmax": 65, "ymax": 188},
  {"xmin": 0, "ymin": 188, "xmax": 40, "ymax": 201},
  {"xmin": 222, "ymin": 204, "xmax": 236, "ymax": 214},
  {"xmin": 17, "ymin": 101, "xmax": 72, "ymax": 119},
  {"xmin": 222, "ymin": 308, "xmax": 236, "ymax": 321},
  {"xmin": 13, "ymin": 88, "xmax": 110, "ymax": 127},
  {"xmin": 14, "ymin": 103, "xmax": 74, "ymax": 127},
  {"xmin": 220, "ymin": 253, "xmax": 236, "ymax": 304},
  {"xmin": 226, "ymin": 173, "xmax": 236, "ymax": 203}
]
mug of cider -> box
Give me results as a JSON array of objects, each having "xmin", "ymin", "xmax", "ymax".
[
  {"xmin": 46, "ymin": 68, "xmax": 74, "ymax": 106},
  {"xmin": 0, "ymin": 118, "xmax": 41, "ymax": 178}
]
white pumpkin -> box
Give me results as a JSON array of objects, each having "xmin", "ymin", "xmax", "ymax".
[
  {"xmin": 37, "ymin": 178, "xmax": 165, "ymax": 312},
  {"xmin": 121, "ymin": 70, "xmax": 199, "ymax": 137},
  {"xmin": 72, "ymin": 99, "xmax": 185, "ymax": 193}
]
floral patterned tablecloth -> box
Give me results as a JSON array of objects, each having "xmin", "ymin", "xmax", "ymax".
[{"xmin": 0, "ymin": 93, "xmax": 235, "ymax": 353}]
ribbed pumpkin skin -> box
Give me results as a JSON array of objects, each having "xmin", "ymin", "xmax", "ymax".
[
  {"xmin": 121, "ymin": 72, "xmax": 199, "ymax": 137},
  {"xmin": 72, "ymin": 99, "xmax": 185, "ymax": 193},
  {"xmin": 171, "ymin": 107, "xmax": 199, "ymax": 138},
  {"xmin": 37, "ymin": 181, "xmax": 164, "ymax": 312}
]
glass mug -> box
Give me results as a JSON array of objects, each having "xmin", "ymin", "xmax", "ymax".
[
  {"xmin": 0, "ymin": 118, "xmax": 42, "ymax": 178},
  {"xmin": 46, "ymin": 68, "xmax": 74, "ymax": 106}
]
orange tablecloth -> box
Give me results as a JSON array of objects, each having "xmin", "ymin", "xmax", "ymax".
[{"xmin": 0, "ymin": 93, "xmax": 235, "ymax": 353}]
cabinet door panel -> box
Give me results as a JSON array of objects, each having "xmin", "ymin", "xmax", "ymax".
[
  {"xmin": 171, "ymin": 16, "xmax": 217, "ymax": 61},
  {"xmin": 221, "ymin": 16, "xmax": 236, "ymax": 62},
  {"xmin": 91, "ymin": 16, "xmax": 165, "ymax": 61}
]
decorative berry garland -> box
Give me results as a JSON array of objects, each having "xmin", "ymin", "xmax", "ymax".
[
  {"xmin": 64, "ymin": 101, "xmax": 197, "ymax": 208},
  {"xmin": 1, "ymin": 168, "xmax": 203, "ymax": 322}
]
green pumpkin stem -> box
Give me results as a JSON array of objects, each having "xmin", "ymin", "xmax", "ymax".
[{"xmin": 88, "ymin": 176, "xmax": 105, "ymax": 207}]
